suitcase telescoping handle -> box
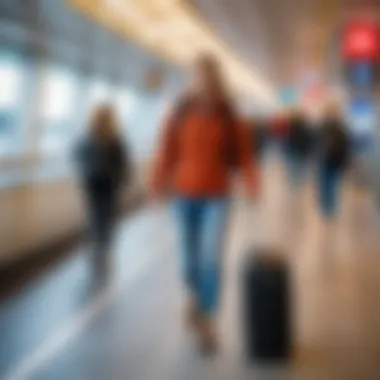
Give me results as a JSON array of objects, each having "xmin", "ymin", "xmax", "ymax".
[{"xmin": 245, "ymin": 199, "xmax": 287, "ymax": 266}]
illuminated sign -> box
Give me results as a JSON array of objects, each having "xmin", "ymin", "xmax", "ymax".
[{"xmin": 342, "ymin": 21, "xmax": 379, "ymax": 61}]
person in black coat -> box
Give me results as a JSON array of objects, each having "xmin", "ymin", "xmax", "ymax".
[
  {"xmin": 317, "ymin": 104, "xmax": 350, "ymax": 221},
  {"xmin": 75, "ymin": 104, "xmax": 131, "ymax": 281}
]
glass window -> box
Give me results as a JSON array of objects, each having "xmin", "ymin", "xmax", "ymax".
[
  {"xmin": 0, "ymin": 51, "xmax": 25, "ymax": 157},
  {"xmin": 88, "ymin": 79, "xmax": 111, "ymax": 109},
  {"xmin": 39, "ymin": 66, "xmax": 78, "ymax": 155},
  {"xmin": 116, "ymin": 88, "xmax": 137, "ymax": 122}
]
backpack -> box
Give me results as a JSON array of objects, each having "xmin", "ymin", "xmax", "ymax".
[{"xmin": 169, "ymin": 97, "xmax": 239, "ymax": 169}]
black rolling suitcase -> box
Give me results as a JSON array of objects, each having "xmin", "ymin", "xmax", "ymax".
[{"xmin": 242, "ymin": 250, "xmax": 291, "ymax": 362}]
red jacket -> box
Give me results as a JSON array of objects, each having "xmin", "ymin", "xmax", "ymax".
[{"xmin": 151, "ymin": 107, "xmax": 258, "ymax": 197}]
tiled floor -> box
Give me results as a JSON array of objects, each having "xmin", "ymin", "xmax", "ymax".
[{"xmin": 2, "ymin": 155, "xmax": 380, "ymax": 380}]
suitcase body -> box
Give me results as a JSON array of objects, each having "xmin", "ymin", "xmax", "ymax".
[{"xmin": 242, "ymin": 252, "xmax": 291, "ymax": 362}]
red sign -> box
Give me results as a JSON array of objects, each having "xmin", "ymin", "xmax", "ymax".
[{"xmin": 342, "ymin": 21, "xmax": 379, "ymax": 61}]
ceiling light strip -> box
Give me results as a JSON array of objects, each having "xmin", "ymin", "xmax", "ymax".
[{"xmin": 67, "ymin": 0, "xmax": 276, "ymax": 105}]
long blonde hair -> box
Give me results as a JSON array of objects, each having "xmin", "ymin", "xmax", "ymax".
[{"xmin": 89, "ymin": 104, "xmax": 119, "ymax": 142}]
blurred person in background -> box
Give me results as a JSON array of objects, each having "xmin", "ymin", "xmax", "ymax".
[
  {"xmin": 284, "ymin": 108, "xmax": 314, "ymax": 189},
  {"xmin": 151, "ymin": 53, "xmax": 258, "ymax": 354},
  {"xmin": 75, "ymin": 104, "xmax": 131, "ymax": 283},
  {"xmin": 317, "ymin": 102, "xmax": 350, "ymax": 250},
  {"xmin": 282, "ymin": 109, "xmax": 314, "ymax": 237}
]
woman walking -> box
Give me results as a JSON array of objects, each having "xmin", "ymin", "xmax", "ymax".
[
  {"xmin": 151, "ymin": 54, "xmax": 258, "ymax": 354},
  {"xmin": 75, "ymin": 104, "xmax": 131, "ymax": 283}
]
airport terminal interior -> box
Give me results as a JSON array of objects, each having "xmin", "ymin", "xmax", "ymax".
[{"xmin": 1, "ymin": 0, "xmax": 380, "ymax": 379}]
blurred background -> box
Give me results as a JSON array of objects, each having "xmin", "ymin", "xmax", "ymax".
[{"xmin": 1, "ymin": 0, "xmax": 380, "ymax": 379}]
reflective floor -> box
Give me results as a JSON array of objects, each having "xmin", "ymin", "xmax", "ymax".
[{"xmin": 2, "ymin": 154, "xmax": 380, "ymax": 380}]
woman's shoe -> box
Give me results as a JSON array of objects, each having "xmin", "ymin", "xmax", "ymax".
[
  {"xmin": 185, "ymin": 296, "xmax": 201, "ymax": 332},
  {"xmin": 198, "ymin": 318, "xmax": 218, "ymax": 356}
]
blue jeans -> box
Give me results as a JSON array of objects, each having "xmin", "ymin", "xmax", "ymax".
[
  {"xmin": 172, "ymin": 196, "xmax": 229, "ymax": 316},
  {"xmin": 318, "ymin": 165, "xmax": 341, "ymax": 218}
]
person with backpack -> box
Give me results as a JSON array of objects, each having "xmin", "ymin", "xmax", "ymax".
[
  {"xmin": 317, "ymin": 103, "xmax": 350, "ymax": 223},
  {"xmin": 151, "ymin": 54, "xmax": 258, "ymax": 354},
  {"xmin": 75, "ymin": 104, "xmax": 131, "ymax": 283}
]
